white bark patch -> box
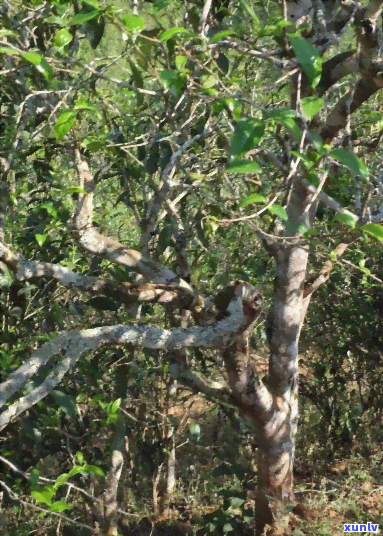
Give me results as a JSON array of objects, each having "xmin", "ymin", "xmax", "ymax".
[{"xmin": 0, "ymin": 295, "xmax": 245, "ymax": 430}]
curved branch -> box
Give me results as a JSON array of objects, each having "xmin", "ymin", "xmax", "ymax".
[
  {"xmin": 69, "ymin": 149, "xmax": 193, "ymax": 289},
  {"xmin": 0, "ymin": 241, "xmax": 196, "ymax": 308},
  {"xmin": 0, "ymin": 286, "xmax": 247, "ymax": 430}
]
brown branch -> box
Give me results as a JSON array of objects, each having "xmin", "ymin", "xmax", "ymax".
[
  {"xmin": 320, "ymin": 67, "xmax": 383, "ymax": 140},
  {"xmin": 69, "ymin": 149, "xmax": 192, "ymax": 288},
  {"xmin": 303, "ymin": 242, "xmax": 349, "ymax": 298},
  {"xmin": 0, "ymin": 241, "xmax": 196, "ymax": 309},
  {"xmin": 317, "ymin": 50, "xmax": 358, "ymax": 96}
]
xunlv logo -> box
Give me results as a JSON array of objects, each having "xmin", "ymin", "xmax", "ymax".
[{"xmin": 344, "ymin": 523, "xmax": 379, "ymax": 533}]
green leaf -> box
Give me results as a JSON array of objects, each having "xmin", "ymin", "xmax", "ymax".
[
  {"xmin": 29, "ymin": 469, "xmax": 40, "ymax": 487},
  {"xmin": 84, "ymin": 465, "xmax": 105, "ymax": 476},
  {"xmin": 238, "ymin": 193, "xmax": 267, "ymax": 208},
  {"xmin": 76, "ymin": 452, "xmax": 84, "ymax": 464},
  {"xmin": 289, "ymin": 34, "xmax": 322, "ymax": 88},
  {"xmin": 74, "ymin": 100, "xmax": 98, "ymax": 111},
  {"xmin": 230, "ymin": 119, "xmax": 265, "ymax": 156},
  {"xmin": 21, "ymin": 51, "xmax": 54, "ymax": 81},
  {"xmin": 280, "ymin": 117, "xmax": 302, "ymax": 142},
  {"xmin": 229, "ymin": 496, "xmax": 245, "ymax": 508},
  {"xmin": 82, "ymin": 138, "xmax": 103, "ymax": 152},
  {"xmin": 84, "ymin": 0, "xmax": 99, "ymax": 7},
  {"xmin": 175, "ymin": 55, "xmax": 187, "ymax": 69},
  {"xmin": 65, "ymin": 186, "xmax": 88, "ymax": 195},
  {"xmin": 122, "ymin": 14, "xmax": 145, "ymax": 32},
  {"xmin": 107, "ymin": 398, "xmax": 122, "ymax": 415},
  {"xmin": 50, "ymin": 501, "xmax": 71, "ymax": 512},
  {"xmin": 210, "ymin": 30, "xmax": 237, "ymax": 43},
  {"xmin": 31, "ymin": 489, "xmax": 53, "ymax": 506},
  {"xmin": 153, "ymin": 0, "xmax": 172, "ymax": 11},
  {"xmin": 330, "ymin": 149, "xmax": 369, "ymax": 179},
  {"xmin": 264, "ymin": 108, "xmax": 297, "ymax": 120},
  {"xmin": 226, "ymin": 159, "xmax": 261, "ymax": 174},
  {"xmin": 69, "ymin": 10, "xmax": 100, "ymax": 26},
  {"xmin": 361, "ymin": 223, "xmax": 383, "ymax": 242},
  {"xmin": 201, "ymin": 74, "xmax": 217, "ymax": 88},
  {"xmin": 54, "ymin": 28, "xmax": 73, "ymax": 47},
  {"xmin": 291, "ymin": 150, "xmax": 313, "ymax": 168},
  {"xmin": 54, "ymin": 111, "xmax": 77, "ymax": 140},
  {"xmin": 159, "ymin": 27, "xmax": 195, "ymax": 42},
  {"xmin": 67, "ymin": 466, "xmax": 85, "ymax": 478},
  {"xmin": 55, "ymin": 473, "xmax": 70, "ymax": 487},
  {"xmin": 264, "ymin": 109, "xmax": 301, "ymax": 141},
  {"xmin": 335, "ymin": 212, "xmax": 358, "ymax": 228},
  {"xmin": 268, "ymin": 205, "xmax": 288, "ymax": 221},
  {"xmin": 239, "ymin": 0, "xmax": 259, "ymax": 25},
  {"xmin": 51, "ymin": 390, "xmax": 77, "ymax": 416},
  {"xmin": 159, "ymin": 69, "xmax": 184, "ymax": 95},
  {"xmin": 301, "ymin": 97, "xmax": 324, "ymax": 119},
  {"xmin": 35, "ymin": 234, "xmax": 47, "ymax": 247},
  {"xmin": 42, "ymin": 203, "xmax": 57, "ymax": 218},
  {"xmin": 223, "ymin": 522, "xmax": 235, "ymax": 532},
  {"xmin": 0, "ymin": 46, "xmax": 19, "ymax": 55}
]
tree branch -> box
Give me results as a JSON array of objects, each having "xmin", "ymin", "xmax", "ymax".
[
  {"xmin": 0, "ymin": 241, "xmax": 197, "ymax": 309},
  {"xmin": 69, "ymin": 149, "xmax": 192, "ymax": 287},
  {"xmin": 0, "ymin": 284, "xmax": 249, "ymax": 430}
]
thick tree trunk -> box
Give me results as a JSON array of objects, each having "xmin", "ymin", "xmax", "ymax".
[{"xmin": 254, "ymin": 183, "xmax": 316, "ymax": 534}]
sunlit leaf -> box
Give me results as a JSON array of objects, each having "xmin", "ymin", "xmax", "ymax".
[
  {"xmin": 69, "ymin": 10, "xmax": 100, "ymax": 26},
  {"xmin": 159, "ymin": 27, "xmax": 195, "ymax": 42},
  {"xmin": 201, "ymin": 74, "xmax": 217, "ymax": 88},
  {"xmin": 50, "ymin": 501, "xmax": 71, "ymax": 512},
  {"xmin": 238, "ymin": 193, "xmax": 267, "ymax": 208},
  {"xmin": 175, "ymin": 55, "xmax": 187, "ymax": 69},
  {"xmin": 301, "ymin": 97, "xmax": 324, "ymax": 119},
  {"xmin": 21, "ymin": 51, "xmax": 54, "ymax": 81},
  {"xmin": 335, "ymin": 212, "xmax": 358, "ymax": 228},
  {"xmin": 107, "ymin": 398, "xmax": 122, "ymax": 415},
  {"xmin": 289, "ymin": 34, "xmax": 322, "ymax": 87},
  {"xmin": 330, "ymin": 148, "xmax": 369, "ymax": 179},
  {"xmin": 0, "ymin": 46, "xmax": 18, "ymax": 55},
  {"xmin": 268, "ymin": 205, "xmax": 288, "ymax": 221},
  {"xmin": 84, "ymin": 465, "xmax": 105, "ymax": 476},
  {"xmin": 362, "ymin": 223, "xmax": 383, "ymax": 242},
  {"xmin": 35, "ymin": 234, "xmax": 47, "ymax": 247},
  {"xmin": 55, "ymin": 473, "xmax": 70, "ymax": 487},
  {"xmin": 210, "ymin": 30, "xmax": 237, "ymax": 43},
  {"xmin": 122, "ymin": 14, "xmax": 145, "ymax": 32},
  {"xmin": 0, "ymin": 30, "xmax": 16, "ymax": 37},
  {"xmin": 54, "ymin": 111, "xmax": 77, "ymax": 140},
  {"xmin": 54, "ymin": 28, "xmax": 73, "ymax": 47},
  {"xmin": 226, "ymin": 159, "xmax": 261, "ymax": 174},
  {"xmin": 65, "ymin": 186, "xmax": 88, "ymax": 195},
  {"xmin": 67, "ymin": 466, "xmax": 84, "ymax": 478},
  {"xmin": 31, "ymin": 489, "xmax": 53, "ymax": 506}
]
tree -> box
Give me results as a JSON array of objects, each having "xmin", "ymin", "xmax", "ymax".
[{"xmin": 1, "ymin": 0, "xmax": 383, "ymax": 534}]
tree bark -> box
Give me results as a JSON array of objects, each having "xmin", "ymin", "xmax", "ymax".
[{"xmin": 254, "ymin": 182, "xmax": 316, "ymax": 534}]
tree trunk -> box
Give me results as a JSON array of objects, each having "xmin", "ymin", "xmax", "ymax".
[{"xmin": 254, "ymin": 182, "xmax": 316, "ymax": 534}]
